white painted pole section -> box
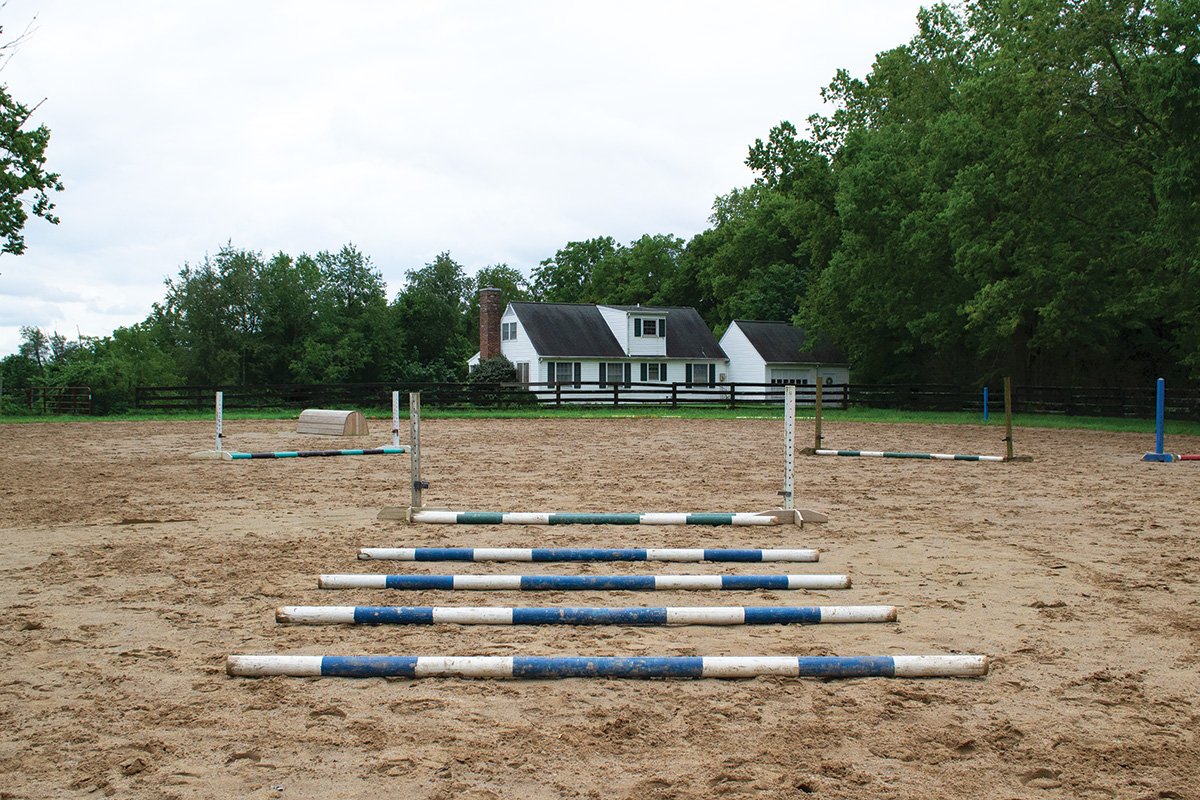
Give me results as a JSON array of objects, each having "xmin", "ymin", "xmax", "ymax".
[
  {"xmin": 702, "ymin": 657, "xmax": 802, "ymax": 678},
  {"xmin": 788, "ymin": 575, "xmax": 852, "ymax": 589},
  {"xmin": 654, "ymin": 575, "xmax": 725, "ymax": 590},
  {"xmin": 820, "ymin": 605, "xmax": 897, "ymax": 623},
  {"xmin": 318, "ymin": 574, "xmax": 390, "ymax": 589},
  {"xmin": 665, "ymin": 607, "xmax": 745, "ymax": 625},
  {"xmin": 644, "ymin": 548, "xmax": 706, "ymax": 561},
  {"xmin": 892, "ymin": 655, "xmax": 989, "ymax": 677},
  {"xmin": 276, "ymin": 606, "xmax": 356, "ymax": 624},
  {"xmin": 472, "ymin": 547, "xmax": 535, "ymax": 561},
  {"xmin": 409, "ymin": 511, "xmax": 461, "ymax": 524},
  {"xmin": 215, "ymin": 391, "xmax": 223, "ymax": 452},
  {"xmin": 432, "ymin": 607, "xmax": 514, "ymax": 624},
  {"xmin": 226, "ymin": 655, "xmax": 324, "ymax": 677},
  {"xmin": 784, "ymin": 385, "xmax": 795, "ymax": 510},
  {"xmin": 759, "ymin": 549, "xmax": 821, "ymax": 562},
  {"xmin": 453, "ymin": 575, "xmax": 524, "ymax": 590},
  {"xmin": 359, "ymin": 548, "xmax": 417, "ymax": 560},
  {"xmin": 392, "ymin": 391, "xmax": 400, "ymax": 448},
  {"xmin": 415, "ymin": 656, "xmax": 515, "ymax": 678}
]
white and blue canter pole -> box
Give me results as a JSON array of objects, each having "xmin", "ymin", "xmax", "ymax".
[
  {"xmin": 357, "ymin": 547, "xmax": 820, "ymax": 562},
  {"xmin": 318, "ymin": 573, "xmax": 852, "ymax": 591},
  {"xmin": 226, "ymin": 654, "xmax": 990, "ymax": 679},
  {"xmin": 274, "ymin": 605, "xmax": 896, "ymax": 625}
]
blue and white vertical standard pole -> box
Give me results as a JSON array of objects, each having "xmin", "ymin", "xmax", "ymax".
[
  {"xmin": 983, "ymin": 386, "xmax": 988, "ymax": 422},
  {"xmin": 1143, "ymin": 378, "xmax": 1175, "ymax": 462}
]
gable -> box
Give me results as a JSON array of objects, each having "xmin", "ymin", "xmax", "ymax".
[
  {"xmin": 732, "ymin": 320, "xmax": 847, "ymax": 365},
  {"xmin": 604, "ymin": 306, "xmax": 727, "ymax": 360}
]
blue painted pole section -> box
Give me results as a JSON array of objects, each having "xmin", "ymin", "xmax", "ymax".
[
  {"xmin": 1157, "ymin": 377, "xmax": 1165, "ymax": 454},
  {"xmin": 983, "ymin": 387, "xmax": 989, "ymax": 422},
  {"xmin": 1144, "ymin": 378, "xmax": 1175, "ymax": 462}
]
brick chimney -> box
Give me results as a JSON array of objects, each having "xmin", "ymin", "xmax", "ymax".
[{"xmin": 479, "ymin": 287, "xmax": 502, "ymax": 361}]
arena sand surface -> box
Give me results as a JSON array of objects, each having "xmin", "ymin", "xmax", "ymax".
[{"xmin": 0, "ymin": 415, "xmax": 1197, "ymax": 799}]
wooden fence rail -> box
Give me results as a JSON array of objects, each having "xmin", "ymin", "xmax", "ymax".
[{"xmin": 130, "ymin": 381, "xmax": 1200, "ymax": 420}]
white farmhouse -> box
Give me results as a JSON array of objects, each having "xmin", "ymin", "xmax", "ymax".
[
  {"xmin": 719, "ymin": 320, "xmax": 849, "ymax": 386},
  {"xmin": 470, "ymin": 289, "xmax": 728, "ymax": 387}
]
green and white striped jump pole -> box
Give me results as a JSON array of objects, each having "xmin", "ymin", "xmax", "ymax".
[
  {"xmin": 275, "ymin": 604, "xmax": 897, "ymax": 626},
  {"xmin": 227, "ymin": 654, "xmax": 989, "ymax": 680}
]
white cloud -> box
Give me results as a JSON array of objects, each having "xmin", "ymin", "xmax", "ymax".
[{"xmin": 0, "ymin": 0, "xmax": 925, "ymax": 357}]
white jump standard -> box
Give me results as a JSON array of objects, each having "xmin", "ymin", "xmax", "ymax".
[
  {"xmin": 357, "ymin": 547, "xmax": 820, "ymax": 562},
  {"xmin": 275, "ymin": 604, "xmax": 896, "ymax": 625},
  {"xmin": 318, "ymin": 573, "xmax": 852, "ymax": 591},
  {"xmin": 227, "ymin": 654, "xmax": 989, "ymax": 679}
]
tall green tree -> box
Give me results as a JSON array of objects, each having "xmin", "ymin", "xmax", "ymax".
[{"xmin": 0, "ymin": 23, "xmax": 62, "ymax": 258}]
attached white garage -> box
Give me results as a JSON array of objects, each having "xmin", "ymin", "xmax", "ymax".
[{"xmin": 719, "ymin": 320, "xmax": 849, "ymax": 386}]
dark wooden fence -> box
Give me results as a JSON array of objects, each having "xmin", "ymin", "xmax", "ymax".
[{"xmin": 132, "ymin": 381, "xmax": 1200, "ymax": 420}]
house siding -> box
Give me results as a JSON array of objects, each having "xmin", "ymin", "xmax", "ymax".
[{"xmin": 719, "ymin": 323, "xmax": 769, "ymax": 384}]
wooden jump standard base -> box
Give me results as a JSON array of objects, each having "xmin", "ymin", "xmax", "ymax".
[{"xmin": 227, "ymin": 654, "xmax": 990, "ymax": 679}]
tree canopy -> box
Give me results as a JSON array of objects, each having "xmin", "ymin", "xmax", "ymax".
[{"xmin": 6, "ymin": 0, "xmax": 1198, "ymax": 412}]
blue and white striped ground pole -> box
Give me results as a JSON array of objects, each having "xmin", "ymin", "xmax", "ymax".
[
  {"xmin": 227, "ymin": 447, "xmax": 407, "ymax": 459},
  {"xmin": 410, "ymin": 511, "xmax": 782, "ymax": 526},
  {"xmin": 813, "ymin": 449, "xmax": 1004, "ymax": 462},
  {"xmin": 275, "ymin": 605, "xmax": 896, "ymax": 625},
  {"xmin": 357, "ymin": 547, "xmax": 820, "ymax": 563},
  {"xmin": 318, "ymin": 574, "xmax": 852, "ymax": 591},
  {"xmin": 227, "ymin": 654, "xmax": 989, "ymax": 679}
]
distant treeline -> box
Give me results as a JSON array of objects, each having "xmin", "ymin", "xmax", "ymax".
[{"xmin": 3, "ymin": 0, "xmax": 1197, "ymax": 414}]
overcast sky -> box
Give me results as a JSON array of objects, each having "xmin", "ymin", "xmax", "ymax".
[{"xmin": 0, "ymin": 0, "xmax": 927, "ymax": 358}]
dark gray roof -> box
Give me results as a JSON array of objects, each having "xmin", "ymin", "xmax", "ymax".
[
  {"xmin": 732, "ymin": 320, "xmax": 847, "ymax": 365},
  {"xmin": 509, "ymin": 302, "xmax": 726, "ymax": 360}
]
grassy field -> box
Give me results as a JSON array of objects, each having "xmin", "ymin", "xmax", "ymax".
[{"xmin": 2, "ymin": 402, "xmax": 1198, "ymax": 436}]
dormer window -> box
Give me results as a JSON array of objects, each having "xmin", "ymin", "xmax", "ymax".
[{"xmin": 634, "ymin": 318, "xmax": 665, "ymax": 338}]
